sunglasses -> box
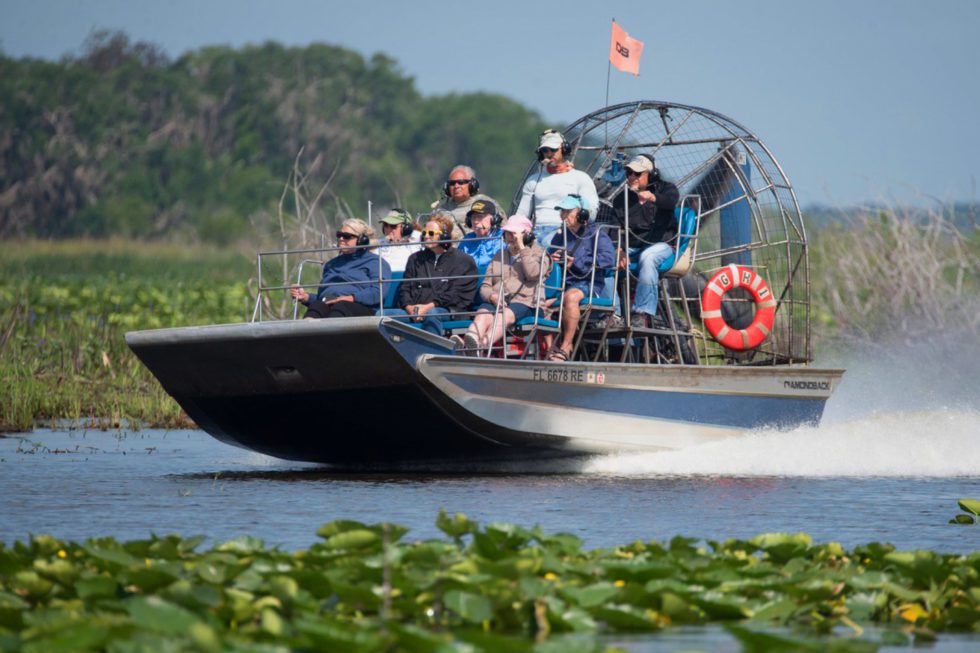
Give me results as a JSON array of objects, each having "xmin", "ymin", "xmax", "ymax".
[
  {"xmin": 538, "ymin": 147, "xmax": 558, "ymax": 155},
  {"xmin": 625, "ymin": 169, "xmax": 643, "ymax": 177},
  {"xmin": 336, "ymin": 232, "xmax": 358, "ymax": 240},
  {"xmin": 422, "ymin": 230, "xmax": 444, "ymax": 238},
  {"xmin": 446, "ymin": 179, "xmax": 471, "ymax": 186}
]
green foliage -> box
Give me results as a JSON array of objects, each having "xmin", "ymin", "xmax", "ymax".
[
  {"xmin": 0, "ymin": 239, "xmax": 253, "ymax": 431},
  {"xmin": 2, "ymin": 516, "xmax": 978, "ymax": 651},
  {"xmin": 949, "ymin": 499, "xmax": 980, "ymax": 525},
  {"xmin": 0, "ymin": 33, "xmax": 548, "ymax": 242}
]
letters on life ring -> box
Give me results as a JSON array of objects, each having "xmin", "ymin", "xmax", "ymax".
[{"xmin": 701, "ymin": 264, "xmax": 776, "ymax": 351}]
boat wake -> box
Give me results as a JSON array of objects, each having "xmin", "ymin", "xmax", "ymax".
[
  {"xmin": 585, "ymin": 340, "xmax": 980, "ymax": 478},
  {"xmin": 581, "ymin": 409, "xmax": 980, "ymax": 477}
]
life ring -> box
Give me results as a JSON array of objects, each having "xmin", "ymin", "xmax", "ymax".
[{"xmin": 701, "ymin": 264, "xmax": 776, "ymax": 351}]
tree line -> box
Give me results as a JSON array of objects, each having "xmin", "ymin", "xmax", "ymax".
[{"xmin": 0, "ymin": 31, "xmax": 548, "ymax": 243}]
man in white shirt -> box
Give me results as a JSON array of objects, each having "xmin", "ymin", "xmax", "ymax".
[
  {"xmin": 516, "ymin": 129, "xmax": 599, "ymax": 247},
  {"xmin": 377, "ymin": 208, "xmax": 421, "ymax": 273}
]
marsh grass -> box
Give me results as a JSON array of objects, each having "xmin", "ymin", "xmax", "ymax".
[
  {"xmin": 809, "ymin": 205, "xmax": 979, "ymax": 352},
  {"xmin": 0, "ymin": 239, "xmax": 253, "ymax": 431}
]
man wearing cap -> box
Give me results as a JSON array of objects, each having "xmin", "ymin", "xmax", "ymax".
[
  {"xmin": 516, "ymin": 129, "xmax": 599, "ymax": 247},
  {"xmin": 433, "ymin": 164, "xmax": 504, "ymax": 236},
  {"xmin": 613, "ymin": 153, "xmax": 679, "ymax": 327},
  {"xmin": 378, "ymin": 208, "xmax": 421, "ymax": 273},
  {"xmin": 546, "ymin": 194, "xmax": 617, "ymax": 361},
  {"xmin": 456, "ymin": 215, "xmax": 550, "ymax": 356},
  {"xmin": 458, "ymin": 198, "xmax": 504, "ymax": 269}
]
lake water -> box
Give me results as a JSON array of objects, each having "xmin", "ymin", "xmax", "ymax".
[{"xmin": 2, "ymin": 346, "xmax": 979, "ymax": 650}]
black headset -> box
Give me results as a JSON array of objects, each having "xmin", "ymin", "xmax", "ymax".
[
  {"xmin": 423, "ymin": 215, "xmax": 454, "ymax": 249},
  {"xmin": 356, "ymin": 231, "xmax": 370, "ymax": 247},
  {"xmin": 521, "ymin": 230, "xmax": 535, "ymax": 247},
  {"xmin": 442, "ymin": 169, "xmax": 480, "ymax": 197},
  {"xmin": 388, "ymin": 208, "xmax": 414, "ymax": 237},
  {"xmin": 637, "ymin": 153, "xmax": 661, "ymax": 182},
  {"xmin": 464, "ymin": 205, "xmax": 503, "ymax": 230},
  {"xmin": 567, "ymin": 194, "xmax": 590, "ymax": 224},
  {"xmin": 537, "ymin": 129, "xmax": 571, "ymax": 161}
]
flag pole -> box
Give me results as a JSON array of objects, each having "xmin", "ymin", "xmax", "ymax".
[{"xmin": 605, "ymin": 18, "xmax": 614, "ymax": 147}]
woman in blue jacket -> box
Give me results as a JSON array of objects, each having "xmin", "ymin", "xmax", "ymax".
[{"xmin": 290, "ymin": 218, "xmax": 391, "ymax": 319}]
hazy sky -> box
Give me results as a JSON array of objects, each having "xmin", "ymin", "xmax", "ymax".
[{"xmin": 3, "ymin": 0, "xmax": 978, "ymax": 207}]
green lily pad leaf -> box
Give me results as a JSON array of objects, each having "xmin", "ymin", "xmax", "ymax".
[
  {"xmin": 659, "ymin": 592, "xmax": 702, "ymax": 623},
  {"xmin": 559, "ymin": 583, "xmax": 620, "ymax": 608},
  {"xmin": 750, "ymin": 598, "xmax": 798, "ymax": 622},
  {"xmin": 316, "ymin": 520, "xmax": 369, "ymax": 539},
  {"xmin": 81, "ymin": 544, "xmax": 137, "ymax": 568},
  {"xmin": 321, "ymin": 529, "xmax": 380, "ymax": 551},
  {"xmin": 534, "ymin": 635, "xmax": 603, "ymax": 653},
  {"xmin": 690, "ymin": 595, "xmax": 752, "ymax": 620},
  {"xmin": 74, "ymin": 575, "xmax": 118, "ymax": 600},
  {"xmin": 126, "ymin": 596, "xmax": 200, "ymax": 634},
  {"xmin": 0, "ymin": 592, "xmax": 29, "ymax": 611},
  {"xmin": 444, "ymin": 590, "xmax": 493, "ymax": 624},
  {"xmin": 196, "ymin": 561, "xmax": 228, "ymax": 584},
  {"xmin": 950, "ymin": 515, "xmax": 976, "ymax": 524},
  {"xmin": 958, "ymin": 499, "xmax": 980, "ymax": 517},
  {"xmin": 177, "ymin": 534, "xmax": 207, "ymax": 554},
  {"xmin": 590, "ymin": 604, "xmax": 660, "ymax": 631},
  {"xmin": 20, "ymin": 622, "xmax": 109, "ymax": 653},
  {"xmin": 880, "ymin": 630, "xmax": 909, "ymax": 646},
  {"xmin": 293, "ymin": 615, "xmax": 389, "ymax": 652},
  {"xmin": 436, "ymin": 510, "xmax": 478, "ymax": 540},
  {"xmin": 126, "ymin": 566, "xmax": 180, "ymax": 592},
  {"xmin": 215, "ymin": 535, "xmax": 265, "ymax": 553},
  {"xmin": 749, "ymin": 533, "xmax": 812, "ymax": 564},
  {"xmin": 387, "ymin": 623, "xmax": 453, "ymax": 653}
]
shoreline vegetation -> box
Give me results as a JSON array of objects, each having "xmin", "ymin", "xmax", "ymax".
[
  {"xmin": 1, "ymin": 512, "xmax": 978, "ymax": 651},
  {"xmin": 1, "ymin": 203, "xmax": 977, "ymax": 433}
]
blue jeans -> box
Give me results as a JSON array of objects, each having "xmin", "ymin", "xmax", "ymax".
[
  {"xmin": 629, "ymin": 243, "xmax": 674, "ymax": 316},
  {"xmin": 380, "ymin": 307, "xmax": 449, "ymax": 336}
]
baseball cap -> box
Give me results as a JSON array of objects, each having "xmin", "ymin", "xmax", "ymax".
[
  {"xmin": 556, "ymin": 194, "xmax": 590, "ymax": 211},
  {"xmin": 501, "ymin": 214, "xmax": 533, "ymax": 234},
  {"xmin": 466, "ymin": 199, "xmax": 497, "ymax": 217},
  {"xmin": 539, "ymin": 129, "xmax": 564, "ymax": 150},
  {"xmin": 381, "ymin": 208, "xmax": 412, "ymax": 225},
  {"xmin": 625, "ymin": 155, "xmax": 655, "ymax": 174}
]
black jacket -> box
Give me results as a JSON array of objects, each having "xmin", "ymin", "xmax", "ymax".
[
  {"xmin": 399, "ymin": 247, "xmax": 478, "ymax": 313},
  {"xmin": 614, "ymin": 178, "xmax": 679, "ymax": 246}
]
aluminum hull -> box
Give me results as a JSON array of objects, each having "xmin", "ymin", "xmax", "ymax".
[{"xmin": 126, "ymin": 317, "xmax": 842, "ymax": 465}]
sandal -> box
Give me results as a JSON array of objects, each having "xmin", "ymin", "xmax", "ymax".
[{"xmin": 547, "ymin": 346, "xmax": 569, "ymax": 362}]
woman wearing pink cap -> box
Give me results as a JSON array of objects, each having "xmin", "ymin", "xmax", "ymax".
[{"xmin": 454, "ymin": 215, "xmax": 551, "ymax": 356}]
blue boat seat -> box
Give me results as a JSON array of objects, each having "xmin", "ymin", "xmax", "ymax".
[
  {"xmin": 626, "ymin": 205, "xmax": 700, "ymax": 275},
  {"xmin": 381, "ymin": 271, "xmax": 404, "ymax": 311}
]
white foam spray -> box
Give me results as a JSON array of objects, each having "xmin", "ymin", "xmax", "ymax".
[{"xmin": 584, "ymin": 338, "xmax": 980, "ymax": 478}]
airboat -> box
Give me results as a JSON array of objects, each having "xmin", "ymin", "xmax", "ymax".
[{"xmin": 126, "ymin": 101, "xmax": 843, "ymax": 466}]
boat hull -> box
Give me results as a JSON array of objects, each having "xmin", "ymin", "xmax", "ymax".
[{"xmin": 126, "ymin": 317, "xmax": 843, "ymax": 465}]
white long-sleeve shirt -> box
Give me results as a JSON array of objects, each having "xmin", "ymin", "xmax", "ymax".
[{"xmin": 516, "ymin": 168, "xmax": 599, "ymax": 228}]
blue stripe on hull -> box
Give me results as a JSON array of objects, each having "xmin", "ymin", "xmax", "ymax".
[{"xmin": 445, "ymin": 374, "xmax": 825, "ymax": 430}]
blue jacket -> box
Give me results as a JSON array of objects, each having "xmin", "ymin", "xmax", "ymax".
[
  {"xmin": 548, "ymin": 222, "xmax": 617, "ymax": 294},
  {"xmin": 309, "ymin": 250, "xmax": 391, "ymax": 308},
  {"xmin": 458, "ymin": 230, "xmax": 504, "ymax": 269}
]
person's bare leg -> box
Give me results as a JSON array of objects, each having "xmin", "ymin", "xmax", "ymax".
[
  {"xmin": 558, "ymin": 288, "xmax": 584, "ymax": 353},
  {"xmin": 487, "ymin": 307, "xmax": 516, "ymax": 349}
]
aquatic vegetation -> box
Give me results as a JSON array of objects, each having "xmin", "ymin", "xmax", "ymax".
[
  {"xmin": 0, "ymin": 240, "xmax": 253, "ymax": 431},
  {"xmin": 950, "ymin": 499, "xmax": 980, "ymax": 525},
  {"xmin": 0, "ymin": 512, "xmax": 977, "ymax": 651}
]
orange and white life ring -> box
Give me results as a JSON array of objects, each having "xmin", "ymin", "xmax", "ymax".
[{"xmin": 701, "ymin": 264, "xmax": 776, "ymax": 351}]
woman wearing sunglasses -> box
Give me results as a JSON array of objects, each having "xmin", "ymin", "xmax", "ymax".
[
  {"xmin": 289, "ymin": 218, "xmax": 391, "ymax": 319},
  {"xmin": 389, "ymin": 211, "xmax": 478, "ymax": 335}
]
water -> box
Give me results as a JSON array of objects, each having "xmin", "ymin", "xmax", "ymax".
[{"xmin": 2, "ymin": 344, "xmax": 979, "ymax": 649}]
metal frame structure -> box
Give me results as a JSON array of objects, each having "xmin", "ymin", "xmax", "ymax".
[{"xmin": 511, "ymin": 101, "xmax": 812, "ymax": 365}]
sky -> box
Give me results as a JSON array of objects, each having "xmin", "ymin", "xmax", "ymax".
[{"xmin": 3, "ymin": 0, "xmax": 978, "ymax": 208}]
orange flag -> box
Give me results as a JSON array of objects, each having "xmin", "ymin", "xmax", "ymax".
[{"xmin": 609, "ymin": 21, "xmax": 643, "ymax": 76}]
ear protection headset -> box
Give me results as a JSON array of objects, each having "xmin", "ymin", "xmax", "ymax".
[
  {"xmin": 388, "ymin": 208, "xmax": 414, "ymax": 237},
  {"xmin": 567, "ymin": 194, "xmax": 590, "ymax": 224},
  {"xmin": 356, "ymin": 231, "xmax": 370, "ymax": 247},
  {"xmin": 521, "ymin": 230, "xmax": 535, "ymax": 247},
  {"xmin": 537, "ymin": 129, "xmax": 571, "ymax": 161},
  {"xmin": 442, "ymin": 171, "xmax": 480, "ymax": 197},
  {"xmin": 638, "ymin": 153, "xmax": 661, "ymax": 182}
]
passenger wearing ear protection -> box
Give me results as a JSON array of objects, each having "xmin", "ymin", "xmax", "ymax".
[
  {"xmin": 516, "ymin": 130, "xmax": 599, "ymax": 247},
  {"xmin": 458, "ymin": 199, "xmax": 504, "ymax": 269},
  {"xmin": 455, "ymin": 215, "xmax": 550, "ymax": 356},
  {"xmin": 433, "ymin": 165, "xmax": 503, "ymax": 236},
  {"xmin": 613, "ymin": 154, "xmax": 680, "ymax": 327},
  {"xmin": 389, "ymin": 211, "xmax": 478, "ymax": 336},
  {"xmin": 290, "ymin": 218, "xmax": 391, "ymax": 319},
  {"xmin": 378, "ymin": 208, "xmax": 422, "ymax": 272},
  {"xmin": 546, "ymin": 195, "xmax": 617, "ymax": 362}
]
